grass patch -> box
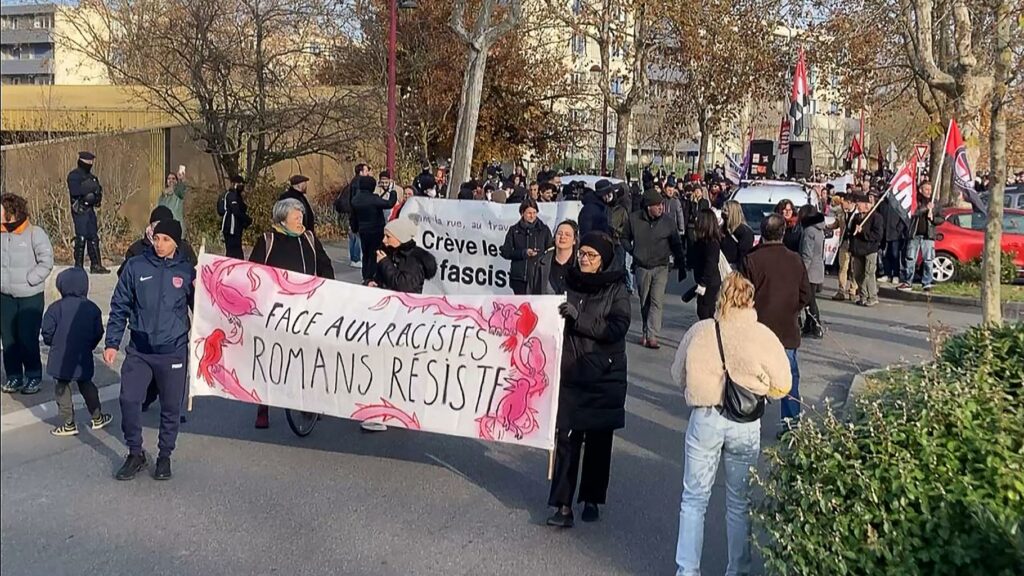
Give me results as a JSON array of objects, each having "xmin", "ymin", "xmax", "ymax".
[{"xmin": 929, "ymin": 282, "xmax": 1024, "ymax": 302}]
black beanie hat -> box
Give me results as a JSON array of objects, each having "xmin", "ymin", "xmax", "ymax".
[
  {"xmin": 149, "ymin": 205, "xmax": 173, "ymax": 224},
  {"xmin": 579, "ymin": 231, "xmax": 615, "ymax": 271},
  {"xmin": 153, "ymin": 219, "xmax": 183, "ymax": 246}
]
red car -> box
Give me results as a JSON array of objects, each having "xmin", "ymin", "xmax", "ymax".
[{"xmin": 933, "ymin": 208, "xmax": 1024, "ymax": 282}]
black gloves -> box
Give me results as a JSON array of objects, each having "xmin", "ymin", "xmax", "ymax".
[{"xmin": 558, "ymin": 301, "xmax": 579, "ymax": 321}]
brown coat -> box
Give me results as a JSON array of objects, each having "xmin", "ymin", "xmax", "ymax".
[{"xmin": 742, "ymin": 242, "xmax": 811, "ymax": 350}]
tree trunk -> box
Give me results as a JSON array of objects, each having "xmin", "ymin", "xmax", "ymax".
[
  {"xmin": 981, "ymin": 0, "xmax": 1010, "ymax": 325},
  {"xmin": 696, "ymin": 113, "xmax": 710, "ymax": 175},
  {"xmin": 612, "ymin": 107, "xmax": 630, "ymax": 179},
  {"xmin": 449, "ymin": 47, "xmax": 489, "ymax": 187}
]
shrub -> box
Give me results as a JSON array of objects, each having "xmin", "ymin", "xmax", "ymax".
[
  {"xmin": 940, "ymin": 323, "xmax": 1024, "ymax": 389},
  {"xmin": 958, "ymin": 254, "xmax": 1019, "ymax": 284},
  {"xmin": 184, "ymin": 178, "xmax": 345, "ymax": 251},
  {"xmin": 755, "ymin": 325, "xmax": 1024, "ymax": 575}
]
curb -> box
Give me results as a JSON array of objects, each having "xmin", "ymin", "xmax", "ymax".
[
  {"xmin": 878, "ymin": 286, "xmax": 1024, "ymax": 319},
  {"xmin": 842, "ymin": 368, "xmax": 886, "ymax": 420}
]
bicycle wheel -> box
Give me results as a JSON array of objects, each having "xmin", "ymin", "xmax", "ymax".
[{"xmin": 285, "ymin": 409, "xmax": 319, "ymax": 437}]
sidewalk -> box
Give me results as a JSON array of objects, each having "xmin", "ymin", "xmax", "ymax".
[{"xmin": 0, "ymin": 243, "xmax": 361, "ymax": 417}]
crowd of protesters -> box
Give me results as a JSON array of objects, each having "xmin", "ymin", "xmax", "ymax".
[{"xmin": 2, "ymin": 150, "xmax": 1020, "ymax": 576}]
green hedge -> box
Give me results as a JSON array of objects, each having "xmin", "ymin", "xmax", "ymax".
[
  {"xmin": 957, "ymin": 254, "xmax": 1020, "ymax": 285},
  {"xmin": 755, "ymin": 323, "xmax": 1024, "ymax": 575}
]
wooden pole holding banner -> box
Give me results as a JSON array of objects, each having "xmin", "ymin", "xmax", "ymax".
[
  {"xmin": 547, "ymin": 448, "xmax": 555, "ymax": 481},
  {"xmin": 931, "ymin": 119, "xmax": 952, "ymax": 204},
  {"xmin": 187, "ymin": 241, "xmax": 207, "ymax": 413}
]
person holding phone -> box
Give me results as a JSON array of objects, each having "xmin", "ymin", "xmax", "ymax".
[
  {"xmin": 500, "ymin": 198, "xmax": 553, "ymax": 295},
  {"xmin": 158, "ymin": 165, "xmax": 188, "ymax": 234}
]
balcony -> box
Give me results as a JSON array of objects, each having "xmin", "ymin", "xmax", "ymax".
[
  {"xmin": 0, "ymin": 28, "xmax": 54, "ymax": 45},
  {"xmin": 0, "ymin": 59, "xmax": 51, "ymax": 75}
]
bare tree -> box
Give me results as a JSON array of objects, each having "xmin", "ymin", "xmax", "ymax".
[
  {"xmin": 660, "ymin": 0, "xmax": 786, "ymax": 174},
  {"xmin": 544, "ymin": 0, "xmax": 659, "ymax": 179},
  {"xmin": 447, "ymin": 0, "xmax": 524, "ymax": 186},
  {"xmin": 62, "ymin": 0, "xmax": 371, "ymax": 184}
]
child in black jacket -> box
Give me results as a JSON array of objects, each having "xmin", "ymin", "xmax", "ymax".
[{"xmin": 40, "ymin": 267, "xmax": 110, "ymax": 436}]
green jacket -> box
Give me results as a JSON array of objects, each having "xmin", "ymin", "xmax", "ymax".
[{"xmin": 157, "ymin": 182, "xmax": 187, "ymax": 231}]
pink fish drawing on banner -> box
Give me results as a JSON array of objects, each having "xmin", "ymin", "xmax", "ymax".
[
  {"xmin": 194, "ymin": 318, "xmax": 261, "ymax": 403},
  {"xmin": 350, "ymin": 398, "xmax": 422, "ymax": 429},
  {"xmin": 371, "ymin": 293, "xmax": 553, "ymax": 443},
  {"xmin": 196, "ymin": 257, "xmax": 326, "ymax": 402}
]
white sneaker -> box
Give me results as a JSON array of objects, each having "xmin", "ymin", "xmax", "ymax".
[
  {"xmin": 878, "ymin": 276, "xmax": 890, "ymax": 284},
  {"xmin": 349, "ymin": 261, "xmax": 362, "ymax": 269},
  {"xmin": 360, "ymin": 421, "xmax": 387, "ymax": 432}
]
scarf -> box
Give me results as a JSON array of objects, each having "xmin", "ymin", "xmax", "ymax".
[
  {"xmin": 2, "ymin": 217, "xmax": 27, "ymax": 233},
  {"xmin": 565, "ymin": 264, "xmax": 625, "ymax": 294},
  {"xmin": 520, "ymin": 218, "xmax": 537, "ymax": 230},
  {"xmin": 274, "ymin": 224, "xmax": 304, "ymax": 237}
]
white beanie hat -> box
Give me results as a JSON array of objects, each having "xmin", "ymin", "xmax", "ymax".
[{"xmin": 384, "ymin": 218, "xmax": 418, "ymax": 244}]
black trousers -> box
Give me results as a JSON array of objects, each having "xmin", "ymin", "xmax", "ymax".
[
  {"xmin": 224, "ymin": 233, "xmax": 244, "ymax": 259},
  {"xmin": 359, "ymin": 230, "xmax": 384, "ymax": 282},
  {"xmin": 804, "ymin": 282, "xmax": 821, "ymax": 331},
  {"xmin": 0, "ymin": 292, "xmax": 44, "ymax": 380},
  {"xmin": 510, "ymin": 280, "xmax": 528, "ymax": 295},
  {"xmin": 548, "ymin": 428, "xmax": 615, "ymax": 507},
  {"xmin": 696, "ymin": 285, "xmax": 719, "ymax": 320},
  {"xmin": 119, "ymin": 347, "xmax": 187, "ymax": 458}
]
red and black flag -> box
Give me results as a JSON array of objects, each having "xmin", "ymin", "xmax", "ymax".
[{"xmin": 789, "ymin": 48, "xmax": 811, "ymax": 138}]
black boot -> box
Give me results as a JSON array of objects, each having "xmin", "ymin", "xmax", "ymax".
[
  {"xmin": 87, "ymin": 239, "xmax": 110, "ymax": 274},
  {"xmin": 73, "ymin": 238, "xmax": 86, "ymax": 269}
]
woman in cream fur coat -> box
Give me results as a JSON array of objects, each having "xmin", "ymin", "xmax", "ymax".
[{"xmin": 670, "ymin": 272, "xmax": 792, "ymax": 576}]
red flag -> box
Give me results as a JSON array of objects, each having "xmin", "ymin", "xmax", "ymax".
[
  {"xmin": 887, "ymin": 156, "xmax": 917, "ymax": 223},
  {"xmin": 789, "ymin": 49, "xmax": 811, "ymax": 138},
  {"xmin": 944, "ymin": 119, "xmax": 975, "ymax": 192},
  {"xmin": 849, "ymin": 136, "xmax": 863, "ymax": 158},
  {"xmin": 779, "ymin": 117, "xmax": 791, "ymax": 154}
]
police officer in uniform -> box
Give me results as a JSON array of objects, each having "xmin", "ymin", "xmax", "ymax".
[{"xmin": 67, "ymin": 151, "xmax": 110, "ymax": 273}]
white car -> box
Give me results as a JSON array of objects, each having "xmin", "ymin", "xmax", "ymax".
[
  {"xmin": 562, "ymin": 175, "xmax": 625, "ymax": 189},
  {"xmin": 731, "ymin": 180, "xmax": 840, "ymax": 264}
]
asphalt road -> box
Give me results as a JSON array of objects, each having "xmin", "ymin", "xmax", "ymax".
[{"xmin": 0, "ymin": 244, "xmax": 982, "ymax": 576}]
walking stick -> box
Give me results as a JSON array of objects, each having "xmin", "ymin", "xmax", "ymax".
[{"xmin": 547, "ymin": 448, "xmax": 555, "ymax": 481}]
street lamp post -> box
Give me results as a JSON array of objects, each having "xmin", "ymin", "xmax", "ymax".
[{"xmin": 387, "ymin": 0, "xmax": 417, "ymax": 176}]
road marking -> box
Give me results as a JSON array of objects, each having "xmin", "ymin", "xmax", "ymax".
[{"xmin": 0, "ymin": 385, "xmax": 121, "ymax": 434}]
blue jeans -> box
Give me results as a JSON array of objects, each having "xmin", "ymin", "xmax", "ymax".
[
  {"xmin": 782, "ymin": 349, "xmax": 801, "ymax": 421},
  {"xmin": 903, "ymin": 237, "xmax": 935, "ymax": 286},
  {"xmin": 349, "ymin": 233, "xmax": 361, "ymax": 263},
  {"xmin": 676, "ymin": 407, "xmax": 760, "ymax": 576}
]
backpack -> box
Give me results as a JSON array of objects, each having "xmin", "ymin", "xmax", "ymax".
[
  {"xmin": 217, "ymin": 189, "xmax": 229, "ymax": 217},
  {"xmin": 714, "ymin": 320, "xmax": 766, "ymax": 423},
  {"xmin": 334, "ymin": 184, "xmax": 353, "ymax": 215}
]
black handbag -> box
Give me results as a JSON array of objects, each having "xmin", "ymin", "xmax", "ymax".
[{"xmin": 715, "ymin": 320, "xmax": 766, "ymax": 423}]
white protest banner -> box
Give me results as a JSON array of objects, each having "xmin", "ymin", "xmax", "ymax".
[
  {"xmin": 189, "ymin": 254, "xmax": 564, "ymax": 450},
  {"xmin": 400, "ymin": 197, "xmax": 582, "ymax": 295},
  {"xmin": 824, "ymin": 216, "xmax": 841, "ymax": 266}
]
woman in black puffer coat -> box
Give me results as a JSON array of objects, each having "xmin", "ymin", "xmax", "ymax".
[
  {"xmin": 373, "ymin": 217, "xmax": 437, "ymax": 294},
  {"xmin": 500, "ymin": 198, "xmax": 553, "ymax": 295},
  {"xmin": 547, "ymin": 231, "xmax": 631, "ymax": 529}
]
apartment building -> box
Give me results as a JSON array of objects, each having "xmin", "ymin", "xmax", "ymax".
[{"xmin": 0, "ymin": 3, "xmax": 108, "ymax": 85}]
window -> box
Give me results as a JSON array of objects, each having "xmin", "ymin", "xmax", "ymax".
[
  {"xmin": 571, "ymin": 71, "xmax": 584, "ymax": 87},
  {"xmin": 830, "ymin": 102, "xmax": 839, "ymax": 115},
  {"xmin": 572, "ymin": 0, "xmax": 583, "ymax": 15},
  {"xmin": 610, "ymin": 77, "xmax": 623, "ymax": 95},
  {"xmin": 571, "ymin": 34, "xmax": 586, "ymax": 54},
  {"xmin": 1004, "ymin": 213, "xmax": 1024, "ymax": 232},
  {"xmin": 34, "ymin": 15, "xmax": 53, "ymax": 29}
]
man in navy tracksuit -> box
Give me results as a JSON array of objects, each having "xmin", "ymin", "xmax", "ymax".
[{"xmin": 104, "ymin": 219, "xmax": 194, "ymax": 481}]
